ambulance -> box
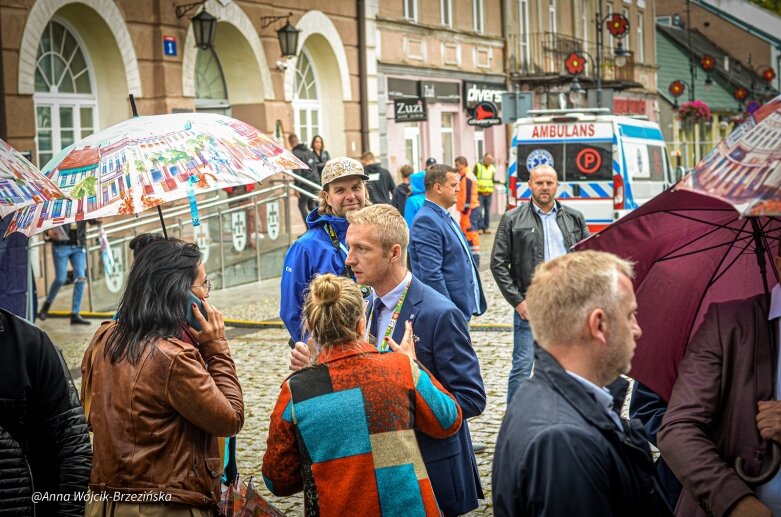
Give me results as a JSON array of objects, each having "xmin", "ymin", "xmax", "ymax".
[{"xmin": 507, "ymin": 108, "xmax": 673, "ymax": 232}]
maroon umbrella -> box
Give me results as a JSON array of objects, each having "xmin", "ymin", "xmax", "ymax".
[{"xmin": 575, "ymin": 187, "xmax": 779, "ymax": 404}]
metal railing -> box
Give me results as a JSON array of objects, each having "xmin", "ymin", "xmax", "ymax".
[
  {"xmin": 517, "ymin": 32, "xmax": 636, "ymax": 84},
  {"xmin": 31, "ymin": 175, "xmax": 322, "ymax": 312}
]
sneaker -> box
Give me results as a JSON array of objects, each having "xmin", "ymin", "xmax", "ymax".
[
  {"xmin": 472, "ymin": 442, "xmax": 488, "ymax": 454},
  {"xmin": 70, "ymin": 314, "xmax": 91, "ymax": 325}
]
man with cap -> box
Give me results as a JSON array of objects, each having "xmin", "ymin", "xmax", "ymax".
[{"xmin": 280, "ymin": 157, "xmax": 369, "ymax": 342}]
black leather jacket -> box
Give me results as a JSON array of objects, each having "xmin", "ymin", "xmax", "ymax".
[
  {"xmin": 0, "ymin": 308, "xmax": 91, "ymax": 516},
  {"xmin": 490, "ymin": 201, "xmax": 589, "ymax": 308}
]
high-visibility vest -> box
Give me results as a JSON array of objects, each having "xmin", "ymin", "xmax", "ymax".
[{"xmin": 474, "ymin": 162, "xmax": 496, "ymax": 194}]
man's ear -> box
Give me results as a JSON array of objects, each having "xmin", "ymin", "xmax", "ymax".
[
  {"xmin": 587, "ymin": 308, "xmax": 608, "ymax": 344},
  {"xmin": 389, "ymin": 243, "xmax": 402, "ymax": 263}
]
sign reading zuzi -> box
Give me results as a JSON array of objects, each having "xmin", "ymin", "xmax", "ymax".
[
  {"xmin": 394, "ymin": 99, "xmax": 427, "ymax": 122},
  {"xmin": 467, "ymin": 101, "xmax": 502, "ymax": 127}
]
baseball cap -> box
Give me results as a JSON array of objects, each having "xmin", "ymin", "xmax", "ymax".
[
  {"xmin": 425, "ymin": 157, "xmax": 437, "ymax": 167},
  {"xmin": 320, "ymin": 157, "xmax": 370, "ymax": 186}
]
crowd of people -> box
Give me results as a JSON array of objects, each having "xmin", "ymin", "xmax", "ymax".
[{"xmin": 4, "ymin": 150, "xmax": 780, "ymax": 517}]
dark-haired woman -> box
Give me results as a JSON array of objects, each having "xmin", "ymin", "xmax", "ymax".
[
  {"xmin": 81, "ymin": 238, "xmax": 243, "ymax": 516},
  {"xmin": 262, "ymin": 274, "xmax": 461, "ymax": 516},
  {"xmin": 311, "ymin": 134, "xmax": 330, "ymax": 181}
]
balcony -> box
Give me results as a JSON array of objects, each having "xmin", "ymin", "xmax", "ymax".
[{"xmin": 511, "ymin": 32, "xmax": 640, "ymax": 89}]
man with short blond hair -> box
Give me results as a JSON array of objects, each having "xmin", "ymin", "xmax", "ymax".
[
  {"xmin": 491, "ymin": 164, "xmax": 589, "ymax": 403},
  {"xmin": 290, "ymin": 203, "xmax": 486, "ymax": 516},
  {"xmin": 492, "ymin": 250, "xmax": 671, "ymax": 517}
]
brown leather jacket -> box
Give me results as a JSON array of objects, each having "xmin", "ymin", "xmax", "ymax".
[{"xmin": 81, "ymin": 322, "xmax": 244, "ymax": 509}]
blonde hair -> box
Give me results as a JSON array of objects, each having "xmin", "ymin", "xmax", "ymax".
[
  {"xmin": 347, "ymin": 204, "xmax": 409, "ymax": 258},
  {"xmin": 304, "ymin": 274, "xmax": 365, "ymax": 348},
  {"xmin": 525, "ymin": 250, "xmax": 634, "ymax": 348}
]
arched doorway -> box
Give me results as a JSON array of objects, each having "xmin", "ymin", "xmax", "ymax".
[
  {"xmin": 292, "ymin": 51, "xmax": 321, "ymax": 145},
  {"xmin": 195, "ymin": 47, "xmax": 230, "ymax": 115},
  {"xmin": 34, "ymin": 18, "xmax": 97, "ymax": 168}
]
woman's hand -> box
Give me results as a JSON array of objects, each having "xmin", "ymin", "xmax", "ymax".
[
  {"xmin": 386, "ymin": 321, "xmax": 416, "ymax": 361},
  {"xmin": 188, "ymin": 299, "xmax": 226, "ymax": 344}
]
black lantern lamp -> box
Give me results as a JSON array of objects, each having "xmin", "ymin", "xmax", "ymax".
[
  {"xmin": 613, "ymin": 42, "xmax": 629, "ymax": 68},
  {"xmin": 176, "ymin": 1, "xmax": 217, "ymax": 50},
  {"xmin": 262, "ymin": 12, "xmax": 300, "ymax": 59}
]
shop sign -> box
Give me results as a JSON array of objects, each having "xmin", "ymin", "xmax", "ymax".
[
  {"xmin": 467, "ymin": 101, "xmax": 501, "ymax": 127},
  {"xmin": 463, "ymin": 81, "xmax": 505, "ymax": 110},
  {"xmin": 387, "ymin": 78, "xmax": 420, "ymax": 99},
  {"xmin": 394, "ymin": 98, "xmax": 427, "ymax": 122},
  {"xmin": 421, "ymin": 81, "xmax": 461, "ymax": 103}
]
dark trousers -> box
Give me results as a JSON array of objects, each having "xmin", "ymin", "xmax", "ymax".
[
  {"xmin": 479, "ymin": 193, "xmax": 492, "ymax": 230},
  {"xmin": 297, "ymin": 194, "xmax": 317, "ymax": 223}
]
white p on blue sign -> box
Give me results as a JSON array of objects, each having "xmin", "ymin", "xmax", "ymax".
[{"xmin": 163, "ymin": 36, "xmax": 177, "ymax": 56}]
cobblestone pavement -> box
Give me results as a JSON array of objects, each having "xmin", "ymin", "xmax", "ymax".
[{"xmin": 39, "ymin": 224, "xmax": 515, "ymax": 516}]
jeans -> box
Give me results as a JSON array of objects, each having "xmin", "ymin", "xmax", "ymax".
[
  {"xmin": 479, "ymin": 193, "xmax": 492, "ymax": 230},
  {"xmin": 507, "ymin": 312, "xmax": 535, "ymax": 404},
  {"xmin": 46, "ymin": 244, "xmax": 87, "ymax": 314}
]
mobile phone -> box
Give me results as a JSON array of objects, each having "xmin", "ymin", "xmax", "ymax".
[{"xmin": 185, "ymin": 293, "xmax": 208, "ymax": 331}]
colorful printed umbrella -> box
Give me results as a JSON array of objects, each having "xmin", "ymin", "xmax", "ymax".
[
  {"xmin": 0, "ymin": 138, "xmax": 66, "ymax": 218},
  {"xmin": 679, "ymin": 94, "xmax": 781, "ymax": 216},
  {"xmin": 4, "ymin": 112, "xmax": 306, "ymax": 237}
]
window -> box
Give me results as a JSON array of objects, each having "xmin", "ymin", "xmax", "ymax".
[
  {"xmin": 293, "ymin": 51, "xmax": 320, "ymax": 146},
  {"xmin": 622, "ymin": 9, "xmax": 630, "ymax": 51},
  {"xmin": 404, "ymin": 0, "xmax": 418, "ymax": 22},
  {"xmin": 549, "ymin": 0, "xmax": 557, "ymax": 36},
  {"xmin": 404, "ymin": 125, "xmax": 421, "ymax": 169},
  {"xmin": 473, "ymin": 0, "xmax": 484, "ymax": 33},
  {"xmin": 582, "ymin": 0, "xmax": 589, "ymax": 51},
  {"xmin": 441, "ymin": 0, "xmax": 452, "ymax": 27},
  {"xmin": 636, "ymin": 13, "xmax": 645, "ymax": 63},
  {"xmin": 520, "ymin": 0, "xmax": 531, "ymax": 70},
  {"xmin": 34, "ymin": 19, "xmax": 97, "ymax": 168},
  {"xmin": 195, "ymin": 48, "xmax": 230, "ymax": 115},
  {"xmin": 474, "ymin": 129, "xmax": 485, "ymax": 163},
  {"xmin": 441, "ymin": 113, "xmax": 454, "ymax": 165}
]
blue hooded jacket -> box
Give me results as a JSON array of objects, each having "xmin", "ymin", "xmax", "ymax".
[
  {"xmin": 280, "ymin": 208, "xmax": 351, "ymax": 340},
  {"xmin": 403, "ymin": 171, "xmax": 427, "ymax": 227}
]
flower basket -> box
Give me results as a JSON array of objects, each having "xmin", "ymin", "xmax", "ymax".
[{"xmin": 678, "ymin": 100, "xmax": 711, "ymax": 124}]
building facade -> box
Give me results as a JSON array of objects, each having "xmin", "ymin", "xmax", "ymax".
[
  {"xmin": 1, "ymin": 0, "xmax": 363, "ymax": 171},
  {"xmin": 370, "ymin": 0, "xmax": 507, "ymax": 175},
  {"xmin": 505, "ymin": 0, "xmax": 660, "ymax": 120}
]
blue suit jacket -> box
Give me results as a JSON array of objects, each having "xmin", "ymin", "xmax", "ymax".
[
  {"xmin": 387, "ymin": 276, "xmax": 486, "ymax": 516},
  {"xmin": 409, "ymin": 200, "xmax": 488, "ymax": 320}
]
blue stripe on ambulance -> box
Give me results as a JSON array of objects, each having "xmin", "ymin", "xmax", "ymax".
[
  {"xmin": 618, "ymin": 124, "xmax": 665, "ymax": 141},
  {"xmin": 614, "ymin": 131, "xmax": 638, "ymax": 210}
]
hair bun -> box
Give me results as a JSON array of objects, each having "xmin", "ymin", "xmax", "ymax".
[
  {"xmin": 129, "ymin": 232, "xmax": 166, "ymax": 254},
  {"xmin": 310, "ymin": 274, "xmax": 342, "ymax": 305}
]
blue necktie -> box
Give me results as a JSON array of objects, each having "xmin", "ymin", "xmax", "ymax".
[{"xmin": 369, "ymin": 297, "xmax": 382, "ymax": 344}]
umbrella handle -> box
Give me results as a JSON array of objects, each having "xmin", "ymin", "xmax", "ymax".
[{"xmin": 736, "ymin": 441, "xmax": 781, "ymax": 486}]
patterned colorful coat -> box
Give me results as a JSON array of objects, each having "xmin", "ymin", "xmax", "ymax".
[{"xmin": 262, "ymin": 341, "xmax": 462, "ymax": 516}]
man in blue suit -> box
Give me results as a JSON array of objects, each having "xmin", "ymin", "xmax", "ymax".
[
  {"xmin": 290, "ymin": 204, "xmax": 486, "ymax": 516},
  {"xmin": 409, "ymin": 164, "xmax": 487, "ymax": 321}
]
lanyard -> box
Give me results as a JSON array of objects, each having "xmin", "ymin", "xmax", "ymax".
[
  {"xmin": 323, "ymin": 222, "xmax": 352, "ymax": 278},
  {"xmin": 368, "ymin": 278, "xmax": 412, "ymax": 352}
]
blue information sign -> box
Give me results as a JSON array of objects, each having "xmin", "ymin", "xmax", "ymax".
[{"xmin": 163, "ymin": 36, "xmax": 177, "ymax": 57}]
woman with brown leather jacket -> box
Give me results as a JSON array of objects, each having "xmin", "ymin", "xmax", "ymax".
[{"xmin": 81, "ymin": 237, "xmax": 244, "ymax": 516}]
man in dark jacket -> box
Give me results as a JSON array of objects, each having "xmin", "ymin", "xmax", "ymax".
[
  {"xmin": 490, "ymin": 164, "xmax": 589, "ymax": 403},
  {"xmin": 492, "ymin": 251, "xmax": 671, "ymax": 517},
  {"xmin": 361, "ymin": 151, "xmax": 396, "ymax": 204},
  {"xmin": 0, "ymin": 307, "xmax": 91, "ymax": 516},
  {"xmin": 288, "ymin": 133, "xmax": 320, "ymax": 223},
  {"xmin": 391, "ymin": 164, "xmax": 414, "ymax": 216}
]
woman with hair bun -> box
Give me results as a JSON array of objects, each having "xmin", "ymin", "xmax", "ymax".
[{"xmin": 262, "ymin": 273, "xmax": 462, "ymax": 516}]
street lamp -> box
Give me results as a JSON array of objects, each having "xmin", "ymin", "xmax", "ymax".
[
  {"xmin": 261, "ymin": 12, "xmax": 300, "ymax": 59},
  {"xmin": 176, "ymin": 1, "xmax": 217, "ymax": 50},
  {"xmin": 565, "ymin": 6, "xmax": 629, "ymax": 108},
  {"xmin": 668, "ymin": 79, "xmax": 691, "ymax": 110}
]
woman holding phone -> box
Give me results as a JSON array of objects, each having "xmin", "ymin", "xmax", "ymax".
[{"xmin": 82, "ymin": 237, "xmax": 243, "ymax": 516}]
